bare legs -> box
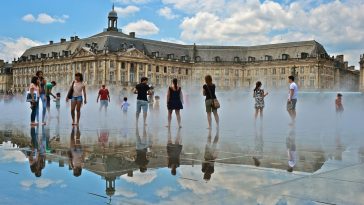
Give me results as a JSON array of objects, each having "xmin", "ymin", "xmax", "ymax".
[
  {"xmin": 71, "ymin": 101, "xmax": 82, "ymax": 125},
  {"xmin": 167, "ymin": 110, "xmax": 182, "ymax": 128},
  {"xmin": 136, "ymin": 111, "xmax": 148, "ymax": 126},
  {"xmin": 254, "ymin": 108, "xmax": 264, "ymax": 125},
  {"xmin": 288, "ymin": 110, "xmax": 296, "ymax": 125},
  {"xmin": 207, "ymin": 111, "xmax": 219, "ymax": 129}
]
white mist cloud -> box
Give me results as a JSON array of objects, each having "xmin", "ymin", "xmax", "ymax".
[
  {"xmin": 123, "ymin": 20, "xmax": 159, "ymax": 36},
  {"xmin": 22, "ymin": 13, "xmax": 69, "ymax": 24}
]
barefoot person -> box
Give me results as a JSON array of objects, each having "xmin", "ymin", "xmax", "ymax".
[
  {"xmin": 203, "ymin": 75, "xmax": 219, "ymax": 129},
  {"xmin": 67, "ymin": 73, "xmax": 87, "ymax": 125},
  {"xmin": 36, "ymin": 71, "xmax": 47, "ymax": 125},
  {"xmin": 167, "ymin": 78, "xmax": 183, "ymax": 128},
  {"xmin": 29, "ymin": 76, "xmax": 40, "ymax": 125},
  {"xmin": 287, "ymin": 75, "xmax": 298, "ymax": 125},
  {"xmin": 97, "ymin": 85, "xmax": 110, "ymax": 113},
  {"xmin": 253, "ymin": 81, "xmax": 268, "ymax": 124},
  {"xmin": 134, "ymin": 77, "xmax": 151, "ymax": 126}
]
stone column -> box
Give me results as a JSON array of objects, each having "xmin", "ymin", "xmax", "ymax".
[
  {"xmin": 93, "ymin": 61, "xmax": 96, "ymax": 86},
  {"xmin": 126, "ymin": 62, "xmax": 131, "ymax": 83}
]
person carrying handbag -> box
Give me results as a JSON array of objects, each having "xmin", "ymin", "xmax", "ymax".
[
  {"xmin": 202, "ymin": 75, "xmax": 220, "ymax": 130},
  {"xmin": 28, "ymin": 76, "xmax": 40, "ymax": 126}
]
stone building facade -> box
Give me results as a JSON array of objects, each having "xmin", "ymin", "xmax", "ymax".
[
  {"xmin": 11, "ymin": 6, "xmax": 360, "ymax": 92},
  {"xmin": 360, "ymin": 54, "xmax": 364, "ymax": 92},
  {"xmin": 0, "ymin": 60, "xmax": 13, "ymax": 93}
]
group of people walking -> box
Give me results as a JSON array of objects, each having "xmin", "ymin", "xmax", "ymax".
[
  {"xmin": 29, "ymin": 70, "xmax": 344, "ymax": 130},
  {"xmin": 28, "ymin": 71, "xmax": 57, "ymax": 125}
]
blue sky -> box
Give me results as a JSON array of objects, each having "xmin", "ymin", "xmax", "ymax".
[{"xmin": 0, "ymin": 0, "xmax": 364, "ymax": 67}]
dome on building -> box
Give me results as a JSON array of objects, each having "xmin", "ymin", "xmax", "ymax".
[{"xmin": 108, "ymin": 4, "xmax": 117, "ymax": 18}]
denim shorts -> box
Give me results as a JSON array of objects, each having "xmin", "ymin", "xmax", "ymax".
[
  {"xmin": 136, "ymin": 100, "xmax": 148, "ymax": 113},
  {"xmin": 72, "ymin": 96, "xmax": 83, "ymax": 102},
  {"xmin": 100, "ymin": 100, "xmax": 108, "ymax": 107}
]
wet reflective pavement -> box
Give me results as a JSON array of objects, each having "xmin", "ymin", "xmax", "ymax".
[{"xmin": 1, "ymin": 92, "xmax": 364, "ymax": 205}]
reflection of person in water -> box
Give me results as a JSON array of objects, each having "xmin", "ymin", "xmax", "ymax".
[
  {"xmin": 135, "ymin": 125, "xmax": 150, "ymax": 173},
  {"xmin": 286, "ymin": 128, "xmax": 296, "ymax": 172},
  {"xmin": 252, "ymin": 124, "xmax": 264, "ymax": 167},
  {"xmin": 202, "ymin": 128, "xmax": 219, "ymax": 181},
  {"xmin": 28, "ymin": 126, "xmax": 46, "ymax": 177},
  {"xmin": 167, "ymin": 128, "xmax": 182, "ymax": 176},
  {"xmin": 29, "ymin": 126, "xmax": 39, "ymax": 176},
  {"xmin": 98, "ymin": 128, "xmax": 110, "ymax": 148},
  {"xmin": 68, "ymin": 126, "xmax": 84, "ymax": 177}
]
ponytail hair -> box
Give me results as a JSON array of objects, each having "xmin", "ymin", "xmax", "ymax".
[
  {"xmin": 172, "ymin": 78, "xmax": 178, "ymax": 90},
  {"xmin": 254, "ymin": 81, "xmax": 262, "ymax": 92}
]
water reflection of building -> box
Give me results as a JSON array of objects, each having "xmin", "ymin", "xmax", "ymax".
[{"xmin": 10, "ymin": 6, "xmax": 359, "ymax": 92}]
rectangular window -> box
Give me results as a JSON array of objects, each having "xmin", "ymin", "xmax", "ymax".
[
  {"xmin": 121, "ymin": 62, "xmax": 125, "ymax": 69},
  {"xmin": 281, "ymin": 68, "xmax": 285, "ymax": 74},
  {"xmin": 156, "ymin": 66, "xmax": 160, "ymax": 73},
  {"xmin": 185, "ymin": 69, "xmax": 188, "ymax": 75},
  {"xmin": 164, "ymin": 67, "xmax": 167, "ymax": 73},
  {"xmin": 300, "ymin": 67, "xmax": 304, "ymax": 74},
  {"xmin": 148, "ymin": 65, "xmax": 152, "ymax": 72},
  {"xmin": 272, "ymin": 68, "xmax": 276, "ymax": 75}
]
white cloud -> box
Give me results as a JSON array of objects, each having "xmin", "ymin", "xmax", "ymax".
[
  {"xmin": 113, "ymin": 0, "xmax": 150, "ymax": 4},
  {"xmin": 0, "ymin": 37, "xmax": 42, "ymax": 62},
  {"xmin": 161, "ymin": 38, "xmax": 185, "ymax": 44},
  {"xmin": 0, "ymin": 141, "xmax": 27, "ymax": 163},
  {"xmin": 121, "ymin": 170, "xmax": 157, "ymax": 185},
  {"xmin": 123, "ymin": 20, "xmax": 159, "ymax": 36},
  {"xmin": 22, "ymin": 14, "xmax": 35, "ymax": 22},
  {"xmin": 155, "ymin": 186, "xmax": 175, "ymax": 198},
  {"xmin": 173, "ymin": 0, "xmax": 364, "ymax": 67},
  {"xmin": 22, "ymin": 13, "xmax": 69, "ymax": 24},
  {"xmin": 158, "ymin": 7, "xmax": 178, "ymax": 20},
  {"xmin": 115, "ymin": 188, "xmax": 138, "ymax": 198},
  {"xmin": 162, "ymin": 0, "xmax": 224, "ymax": 14},
  {"xmin": 114, "ymin": 6, "xmax": 140, "ymax": 17},
  {"xmin": 20, "ymin": 179, "xmax": 64, "ymax": 189}
]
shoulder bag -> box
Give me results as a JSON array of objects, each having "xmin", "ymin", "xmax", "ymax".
[
  {"xmin": 205, "ymin": 84, "xmax": 220, "ymax": 109},
  {"xmin": 67, "ymin": 81, "xmax": 75, "ymax": 100}
]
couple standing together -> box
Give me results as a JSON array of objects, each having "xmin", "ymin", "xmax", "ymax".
[
  {"xmin": 253, "ymin": 75, "xmax": 298, "ymax": 125},
  {"xmin": 134, "ymin": 75, "xmax": 220, "ymax": 129}
]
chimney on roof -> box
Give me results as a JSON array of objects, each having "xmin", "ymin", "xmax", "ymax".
[
  {"xmin": 129, "ymin": 32, "xmax": 135, "ymax": 38},
  {"xmin": 60, "ymin": 38, "xmax": 66, "ymax": 43},
  {"xmin": 49, "ymin": 41, "xmax": 53, "ymax": 45},
  {"xmin": 70, "ymin": 36, "xmax": 75, "ymax": 42},
  {"xmin": 75, "ymin": 36, "xmax": 79, "ymax": 40}
]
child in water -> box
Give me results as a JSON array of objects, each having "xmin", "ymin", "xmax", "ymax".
[
  {"xmin": 335, "ymin": 93, "xmax": 344, "ymax": 114},
  {"xmin": 121, "ymin": 97, "xmax": 130, "ymax": 113}
]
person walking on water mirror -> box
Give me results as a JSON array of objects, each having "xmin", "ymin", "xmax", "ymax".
[
  {"xmin": 203, "ymin": 75, "xmax": 219, "ymax": 130},
  {"xmin": 36, "ymin": 71, "xmax": 47, "ymax": 125},
  {"xmin": 97, "ymin": 84, "xmax": 110, "ymax": 113},
  {"xmin": 253, "ymin": 81, "xmax": 268, "ymax": 125},
  {"xmin": 134, "ymin": 77, "xmax": 151, "ymax": 126},
  {"xmin": 29, "ymin": 76, "xmax": 40, "ymax": 126},
  {"xmin": 66, "ymin": 73, "xmax": 87, "ymax": 126},
  {"xmin": 287, "ymin": 75, "xmax": 298, "ymax": 126},
  {"xmin": 167, "ymin": 78, "xmax": 183, "ymax": 128}
]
